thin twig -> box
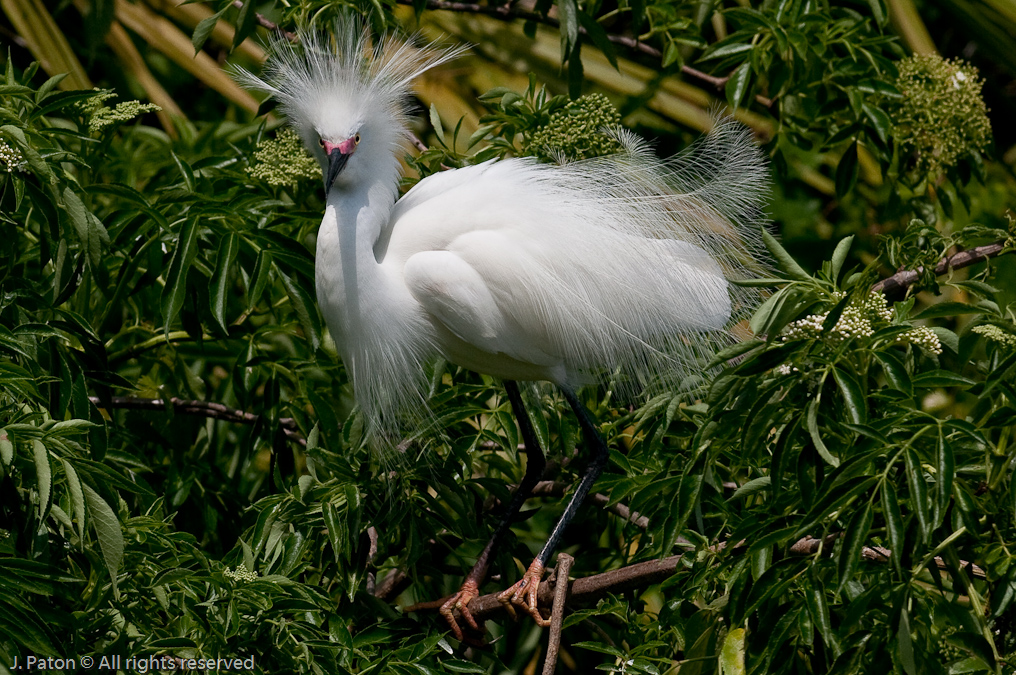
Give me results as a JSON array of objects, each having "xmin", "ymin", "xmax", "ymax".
[
  {"xmin": 231, "ymin": 0, "xmax": 296, "ymax": 41},
  {"xmin": 542, "ymin": 553, "xmax": 574, "ymax": 675},
  {"xmin": 790, "ymin": 534, "xmax": 986, "ymax": 579},
  {"xmin": 88, "ymin": 395, "xmax": 306, "ymax": 446},
  {"xmin": 873, "ymin": 240, "xmax": 1010, "ymax": 300}
]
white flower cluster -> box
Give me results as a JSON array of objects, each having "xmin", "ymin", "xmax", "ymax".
[
  {"xmin": 0, "ymin": 140, "xmax": 26, "ymax": 173},
  {"xmin": 860, "ymin": 291, "xmax": 894, "ymax": 322},
  {"xmin": 896, "ymin": 326, "xmax": 943, "ymax": 355},
  {"xmin": 973, "ymin": 325, "xmax": 1016, "ymax": 349},
  {"xmin": 782, "ymin": 305, "xmax": 875, "ymax": 342},
  {"xmin": 224, "ymin": 563, "xmax": 259, "ymax": 582},
  {"xmin": 781, "ymin": 292, "xmax": 894, "ymax": 344},
  {"xmin": 774, "ymin": 363, "xmax": 799, "ymax": 375}
]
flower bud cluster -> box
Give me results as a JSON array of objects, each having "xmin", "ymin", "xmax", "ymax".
[
  {"xmin": 525, "ymin": 93, "xmax": 623, "ymax": 161},
  {"xmin": 889, "ymin": 54, "xmax": 991, "ymax": 176},
  {"xmin": 224, "ymin": 563, "xmax": 259, "ymax": 582},
  {"xmin": 895, "ymin": 326, "xmax": 943, "ymax": 355},
  {"xmin": 247, "ymin": 128, "xmax": 321, "ymax": 186},
  {"xmin": 782, "ymin": 304, "xmax": 875, "ymax": 343},
  {"xmin": 0, "ymin": 140, "xmax": 25, "ymax": 173},
  {"xmin": 972, "ymin": 325, "xmax": 1016, "ymax": 349},
  {"xmin": 84, "ymin": 90, "xmax": 161, "ymax": 134}
]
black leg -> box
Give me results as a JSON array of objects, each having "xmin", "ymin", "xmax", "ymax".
[
  {"xmin": 535, "ymin": 386, "xmax": 609, "ymax": 565},
  {"xmin": 497, "ymin": 385, "xmax": 609, "ymax": 626},
  {"xmin": 438, "ymin": 380, "xmax": 546, "ymax": 639}
]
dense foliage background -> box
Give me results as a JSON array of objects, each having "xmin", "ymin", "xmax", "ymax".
[{"xmin": 1, "ymin": 0, "xmax": 1015, "ymax": 672}]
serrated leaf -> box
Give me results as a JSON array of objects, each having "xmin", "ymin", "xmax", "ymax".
[
  {"xmin": 761, "ymin": 229, "xmax": 810, "ymax": 281},
  {"xmin": 725, "ymin": 62, "xmax": 752, "ymax": 109},
  {"xmin": 719, "ymin": 627, "xmax": 746, "ymax": 675},
  {"xmin": 210, "ymin": 233, "xmax": 239, "ymax": 333},
  {"xmin": 161, "ymin": 218, "xmax": 200, "ymax": 337},
  {"xmin": 278, "ymin": 268, "xmax": 321, "ymax": 351},
  {"xmin": 61, "ymin": 459, "xmax": 86, "ymax": 541},
  {"xmin": 832, "ymin": 366, "xmax": 866, "ymax": 424},
  {"xmin": 837, "ymin": 501, "xmax": 873, "ymax": 591},
  {"xmin": 192, "ymin": 9, "xmax": 226, "ymax": 53},
  {"xmin": 429, "ymin": 103, "xmax": 445, "ymax": 144},
  {"xmin": 32, "ymin": 440, "xmax": 51, "ymax": 521},
  {"xmin": 829, "ymin": 235, "xmax": 854, "ymax": 283},
  {"xmin": 911, "ymin": 302, "xmax": 988, "ymax": 320},
  {"xmin": 882, "ymin": 482, "xmax": 904, "ymax": 573},
  {"xmin": 806, "ymin": 398, "xmax": 839, "ymax": 467},
  {"xmin": 874, "ymin": 350, "xmax": 912, "ymax": 395},
  {"xmin": 904, "ymin": 448, "xmax": 930, "ymax": 543},
  {"xmin": 83, "ymin": 484, "xmax": 123, "ymax": 594}
]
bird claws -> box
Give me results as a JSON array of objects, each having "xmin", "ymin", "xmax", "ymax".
[
  {"xmin": 439, "ymin": 579, "xmax": 482, "ymax": 642},
  {"xmin": 496, "ymin": 560, "xmax": 551, "ymax": 627}
]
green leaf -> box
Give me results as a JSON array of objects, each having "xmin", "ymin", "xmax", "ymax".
[
  {"xmin": 83, "ymin": 484, "xmax": 124, "ymax": 595},
  {"xmin": 862, "ymin": 103, "xmax": 891, "ymax": 144},
  {"xmin": 61, "ymin": 187, "xmax": 107, "ymax": 269},
  {"xmin": 210, "ymin": 233, "xmax": 239, "ymax": 333},
  {"xmin": 161, "ymin": 219, "xmax": 200, "ymax": 337},
  {"xmin": 247, "ymin": 249, "xmax": 272, "ymax": 310},
  {"xmin": 803, "ymin": 571, "xmax": 840, "ymax": 655},
  {"xmin": 278, "ymin": 268, "xmax": 322, "ymax": 351},
  {"xmin": 874, "ymin": 350, "xmax": 912, "ymax": 395},
  {"xmin": 896, "ymin": 607, "xmax": 917, "ymax": 675},
  {"xmin": 865, "ymin": 0, "xmax": 888, "ymax": 25},
  {"xmin": 835, "ymin": 141, "xmax": 859, "ymax": 199},
  {"xmin": 725, "ymin": 62, "xmax": 752, "ymax": 109},
  {"xmin": 881, "ymin": 482, "xmax": 904, "ymax": 574},
  {"xmin": 761, "ymin": 229, "xmax": 810, "ymax": 281},
  {"xmin": 578, "ymin": 12, "xmax": 617, "ymax": 69},
  {"xmin": 0, "ymin": 429, "xmax": 11, "ymax": 466},
  {"xmin": 32, "ymin": 440, "xmax": 51, "ymax": 521},
  {"xmin": 911, "ymin": 302, "xmax": 988, "ymax": 320},
  {"xmin": 706, "ymin": 339, "xmax": 764, "ymax": 370},
  {"xmin": 837, "ymin": 500, "xmax": 873, "ymax": 591},
  {"xmin": 935, "ymin": 430, "xmax": 954, "ymax": 529},
  {"xmin": 429, "ymin": 103, "xmax": 446, "ymax": 145},
  {"xmin": 557, "ymin": 0, "xmax": 580, "ymax": 58},
  {"xmin": 728, "ymin": 476, "xmax": 771, "ymax": 501},
  {"xmin": 911, "ymin": 370, "xmax": 975, "ymax": 388},
  {"xmin": 829, "ymin": 235, "xmax": 854, "ymax": 284},
  {"xmin": 806, "ymin": 398, "xmax": 839, "ymax": 467},
  {"xmin": 192, "ymin": 8, "xmax": 226, "ymax": 53},
  {"xmin": 61, "ymin": 459, "xmax": 86, "ymax": 542},
  {"xmin": 904, "ymin": 449, "xmax": 930, "ymax": 543},
  {"xmin": 832, "ymin": 366, "xmax": 866, "ymax": 424},
  {"xmin": 232, "ymin": 0, "xmax": 257, "ymax": 51},
  {"xmin": 719, "ymin": 627, "xmax": 746, "ymax": 675}
]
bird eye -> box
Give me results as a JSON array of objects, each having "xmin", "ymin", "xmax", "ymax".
[
  {"xmin": 354, "ymin": 134, "xmax": 361, "ymax": 144},
  {"xmin": 318, "ymin": 138, "xmax": 326, "ymax": 148}
]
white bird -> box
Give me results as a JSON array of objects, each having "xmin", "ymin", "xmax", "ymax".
[{"xmin": 238, "ymin": 20, "xmax": 768, "ymax": 640}]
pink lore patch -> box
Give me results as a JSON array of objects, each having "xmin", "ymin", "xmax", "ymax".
[{"xmin": 324, "ymin": 138, "xmax": 357, "ymax": 155}]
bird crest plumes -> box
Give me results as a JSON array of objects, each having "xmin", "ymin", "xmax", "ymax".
[{"xmin": 235, "ymin": 19, "xmax": 465, "ymax": 148}]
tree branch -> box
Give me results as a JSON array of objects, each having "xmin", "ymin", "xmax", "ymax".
[
  {"xmin": 397, "ymin": 0, "xmax": 774, "ymax": 107},
  {"xmin": 873, "ymin": 240, "xmax": 1010, "ymax": 300},
  {"xmin": 88, "ymin": 396, "xmax": 306, "ymax": 446}
]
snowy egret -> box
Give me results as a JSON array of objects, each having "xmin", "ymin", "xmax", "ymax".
[{"xmin": 238, "ymin": 21, "xmax": 768, "ymax": 639}]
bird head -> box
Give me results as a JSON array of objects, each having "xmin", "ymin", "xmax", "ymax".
[{"xmin": 236, "ymin": 19, "xmax": 465, "ymax": 193}]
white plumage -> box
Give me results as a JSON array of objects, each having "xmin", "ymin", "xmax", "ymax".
[{"xmin": 238, "ymin": 22, "xmax": 769, "ymax": 436}]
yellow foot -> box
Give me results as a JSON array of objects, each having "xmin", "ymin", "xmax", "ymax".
[
  {"xmin": 439, "ymin": 579, "xmax": 481, "ymax": 642},
  {"xmin": 496, "ymin": 559, "xmax": 550, "ymax": 627}
]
